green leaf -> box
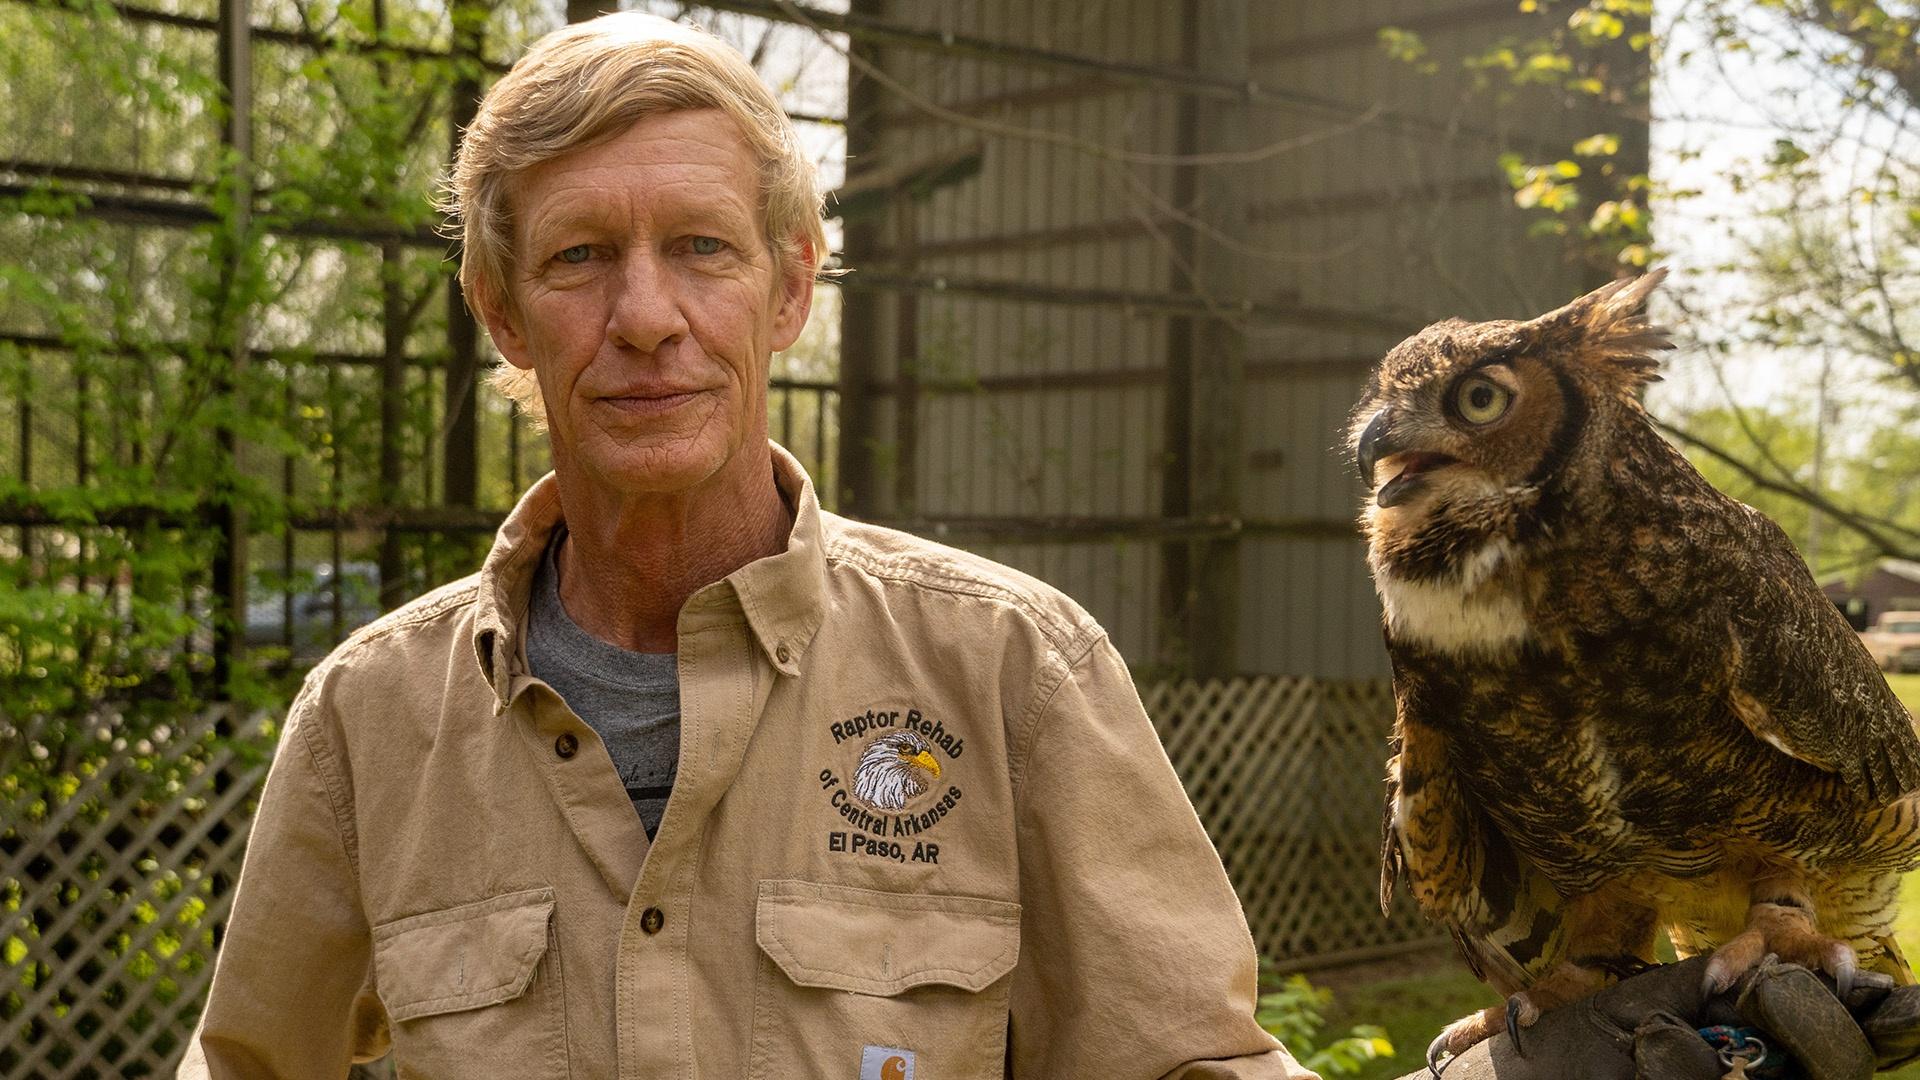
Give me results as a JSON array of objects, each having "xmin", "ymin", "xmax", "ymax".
[
  {"xmin": 1769, "ymin": 138, "xmax": 1811, "ymax": 167},
  {"xmin": 1573, "ymin": 133, "xmax": 1621, "ymax": 157},
  {"xmin": 1525, "ymin": 51, "xmax": 1574, "ymax": 74},
  {"xmin": 1378, "ymin": 27, "xmax": 1429, "ymax": 64}
]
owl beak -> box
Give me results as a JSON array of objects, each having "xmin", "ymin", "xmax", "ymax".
[
  {"xmin": 1359, "ymin": 410, "xmax": 1454, "ymax": 508},
  {"xmin": 1356, "ymin": 409, "xmax": 1403, "ymax": 489}
]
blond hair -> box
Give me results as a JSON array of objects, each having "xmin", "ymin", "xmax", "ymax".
[{"xmin": 443, "ymin": 12, "xmax": 829, "ymax": 426}]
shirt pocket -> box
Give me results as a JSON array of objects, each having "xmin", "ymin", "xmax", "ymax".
[
  {"xmin": 748, "ymin": 879, "xmax": 1021, "ymax": 1080},
  {"xmin": 371, "ymin": 887, "xmax": 569, "ymax": 1080}
]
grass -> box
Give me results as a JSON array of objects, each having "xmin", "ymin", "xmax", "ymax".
[
  {"xmin": 1316, "ymin": 960, "xmax": 1494, "ymax": 1080},
  {"xmin": 1311, "ymin": 673, "xmax": 1920, "ymax": 1079}
]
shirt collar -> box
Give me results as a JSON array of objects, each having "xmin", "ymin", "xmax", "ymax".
[
  {"xmin": 726, "ymin": 442, "xmax": 829, "ymax": 679},
  {"xmin": 469, "ymin": 441, "xmax": 829, "ymax": 711}
]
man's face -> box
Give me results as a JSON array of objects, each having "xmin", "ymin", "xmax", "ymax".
[{"xmin": 484, "ymin": 109, "xmax": 813, "ymax": 496}]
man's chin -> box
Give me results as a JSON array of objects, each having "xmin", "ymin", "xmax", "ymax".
[{"xmin": 574, "ymin": 435, "xmax": 737, "ymax": 498}]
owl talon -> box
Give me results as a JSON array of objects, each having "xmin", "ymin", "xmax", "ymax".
[
  {"xmin": 1703, "ymin": 933, "xmax": 1767, "ymax": 997},
  {"xmin": 1855, "ymin": 970, "xmax": 1895, "ymax": 992},
  {"xmin": 1582, "ymin": 952, "xmax": 1655, "ymax": 981},
  {"xmin": 1702, "ymin": 959, "xmax": 1735, "ymax": 998},
  {"xmin": 1425, "ymin": 1030, "xmax": 1451, "ymax": 1077},
  {"xmin": 1704, "ymin": 898, "xmax": 1864, "ymax": 1002},
  {"xmin": 1429, "ymin": 1006, "xmax": 1505, "ymax": 1066},
  {"xmin": 1505, "ymin": 997, "xmax": 1525, "ymax": 1057},
  {"xmin": 1830, "ymin": 943, "xmax": 1857, "ymax": 1000}
]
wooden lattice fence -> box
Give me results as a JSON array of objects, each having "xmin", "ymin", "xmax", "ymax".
[
  {"xmin": 1, "ymin": 709, "xmax": 269, "ymax": 1079},
  {"xmin": 2, "ymin": 676, "xmax": 1432, "ymax": 1077},
  {"xmin": 1144, "ymin": 676, "xmax": 1444, "ymax": 969}
]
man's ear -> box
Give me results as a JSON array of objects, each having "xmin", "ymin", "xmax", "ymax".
[
  {"xmin": 769, "ymin": 238, "xmax": 816, "ymax": 353},
  {"xmin": 473, "ymin": 277, "xmax": 535, "ymax": 371}
]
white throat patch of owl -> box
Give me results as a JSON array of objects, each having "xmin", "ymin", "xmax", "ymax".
[
  {"xmin": 1456, "ymin": 538, "xmax": 1513, "ymax": 591},
  {"xmin": 1374, "ymin": 538, "xmax": 1530, "ymax": 656}
]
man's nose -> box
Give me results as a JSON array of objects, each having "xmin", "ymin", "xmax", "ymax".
[{"xmin": 606, "ymin": 250, "xmax": 690, "ymax": 353}]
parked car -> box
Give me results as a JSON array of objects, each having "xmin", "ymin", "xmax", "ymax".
[
  {"xmin": 245, "ymin": 561, "xmax": 382, "ymax": 659},
  {"xmin": 1860, "ymin": 611, "xmax": 1920, "ymax": 672}
]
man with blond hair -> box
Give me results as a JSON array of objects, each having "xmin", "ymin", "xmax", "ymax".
[{"xmin": 183, "ymin": 13, "xmax": 1310, "ymax": 1078}]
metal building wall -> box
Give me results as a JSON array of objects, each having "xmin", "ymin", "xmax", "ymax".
[
  {"xmin": 834, "ymin": 2, "xmax": 1189, "ymax": 672},
  {"xmin": 1236, "ymin": 0, "xmax": 1626, "ymax": 677},
  {"xmin": 816, "ymin": 0, "xmax": 1642, "ymax": 678}
]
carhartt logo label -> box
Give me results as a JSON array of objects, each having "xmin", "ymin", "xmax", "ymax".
[{"xmin": 859, "ymin": 1045, "xmax": 914, "ymax": 1080}]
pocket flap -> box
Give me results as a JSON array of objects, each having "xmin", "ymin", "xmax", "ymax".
[
  {"xmin": 755, "ymin": 880, "xmax": 1021, "ymax": 996},
  {"xmin": 372, "ymin": 887, "xmax": 555, "ymax": 1022}
]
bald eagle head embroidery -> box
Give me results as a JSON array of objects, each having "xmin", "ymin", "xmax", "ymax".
[{"xmin": 852, "ymin": 731, "xmax": 943, "ymax": 812}]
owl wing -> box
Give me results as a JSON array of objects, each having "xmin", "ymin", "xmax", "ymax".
[
  {"xmin": 1706, "ymin": 501, "xmax": 1920, "ymax": 803},
  {"xmin": 1382, "ymin": 650, "xmax": 1567, "ymax": 994}
]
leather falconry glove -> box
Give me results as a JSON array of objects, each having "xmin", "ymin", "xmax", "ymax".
[{"xmin": 1390, "ymin": 954, "xmax": 1920, "ymax": 1080}]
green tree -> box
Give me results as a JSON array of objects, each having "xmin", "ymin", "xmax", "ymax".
[
  {"xmin": 1382, "ymin": 0, "xmax": 1920, "ymax": 571},
  {"xmin": 0, "ymin": 0, "xmax": 551, "ymax": 741}
]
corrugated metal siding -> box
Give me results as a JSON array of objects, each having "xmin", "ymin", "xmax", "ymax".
[
  {"xmin": 854, "ymin": 2, "xmax": 1186, "ymax": 664},
  {"xmin": 1235, "ymin": 0, "xmax": 1608, "ymax": 676},
  {"xmin": 849, "ymin": 0, "xmax": 1632, "ymax": 676}
]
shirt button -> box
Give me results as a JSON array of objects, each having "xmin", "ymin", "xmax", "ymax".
[
  {"xmin": 641, "ymin": 906, "xmax": 665, "ymax": 935},
  {"xmin": 554, "ymin": 732, "xmax": 578, "ymax": 759},
  {"xmin": 775, "ymin": 643, "xmax": 791, "ymax": 664}
]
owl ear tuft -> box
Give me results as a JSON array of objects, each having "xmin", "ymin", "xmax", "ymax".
[{"xmin": 1530, "ymin": 267, "xmax": 1672, "ymax": 385}]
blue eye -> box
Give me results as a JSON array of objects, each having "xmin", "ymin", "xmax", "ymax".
[
  {"xmin": 690, "ymin": 236, "xmax": 724, "ymax": 255},
  {"xmin": 557, "ymin": 244, "xmax": 592, "ymax": 264}
]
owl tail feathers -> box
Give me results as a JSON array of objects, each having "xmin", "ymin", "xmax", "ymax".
[
  {"xmin": 1871, "ymin": 935, "xmax": 1916, "ymax": 986},
  {"xmin": 1451, "ymin": 862, "xmax": 1571, "ymax": 998}
]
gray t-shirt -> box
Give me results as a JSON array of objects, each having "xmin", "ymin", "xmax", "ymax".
[{"xmin": 527, "ymin": 531, "xmax": 680, "ymax": 838}]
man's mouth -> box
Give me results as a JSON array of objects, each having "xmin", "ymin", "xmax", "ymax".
[
  {"xmin": 1376, "ymin": 452, "xmax": 1457, "ymax": 508},
  {"xmin": 596, "ymin": 389, "xmax": 708, "ymax": 415}
]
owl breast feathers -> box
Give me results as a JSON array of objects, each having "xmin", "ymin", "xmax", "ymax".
[{"xmin": 1353, "ymin": 269, "xmax": 1920, "ymax": 1054}]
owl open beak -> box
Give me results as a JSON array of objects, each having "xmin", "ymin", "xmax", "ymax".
[
  {"xmin": 1375, "ymin": 453, "xmax": 1457, "ymax": 508},
  {"xmin": 1356, "ymin": 410, "xmax": 1399, "ymax": 487},
  {"xmin": 1357, "ymin": 410, "xmax": 1455, "ymax": 508}
]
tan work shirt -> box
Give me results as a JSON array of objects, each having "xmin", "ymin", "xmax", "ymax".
[{"xmin": 184, "ymin": 445, "xmax": 1313, "ymax": 1079}]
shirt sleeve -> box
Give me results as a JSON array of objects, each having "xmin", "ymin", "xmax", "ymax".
[
  {"xmin": 179, "ymin": 688, "xmax": 385, "ymax": 1079},
  {"xmin": 1007, "ymin": 636, "xmax": 1320, "ymax": 1080}
]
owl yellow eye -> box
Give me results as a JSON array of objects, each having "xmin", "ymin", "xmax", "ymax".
[{"xmin": 1453, "ymin": 376, "xmax": 1512, "ymax": 425}]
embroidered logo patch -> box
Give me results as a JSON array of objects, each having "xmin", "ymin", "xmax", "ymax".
[
  {"xmin": 853, "ymin": 731, "xmax": 942, "ymax": 812},
  {"xmin": 818, "ymin": 707, "xmax": 966, "ymax": 864},
  {"xmin": 859, "ymin": 1045, "xmax": 915, "ymax": 1080}
]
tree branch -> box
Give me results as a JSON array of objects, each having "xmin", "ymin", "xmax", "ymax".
[{"xmin": 1654, "ymin": 415, "xmax": 1920, "ymax": 558}]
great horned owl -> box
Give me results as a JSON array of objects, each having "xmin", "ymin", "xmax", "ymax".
[{"xmin": 1353, "ymin": 269, "xmax": 1920, "ymax": 1057}]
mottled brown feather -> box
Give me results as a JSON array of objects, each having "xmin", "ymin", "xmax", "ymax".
[
  {"xmin": 1357, "ymin": 270, "xmax": 1920, "ymax": 1010},
  {"xmin": 1715, "ymin": 505, "xmax": 1920, "ymax": 801}
]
